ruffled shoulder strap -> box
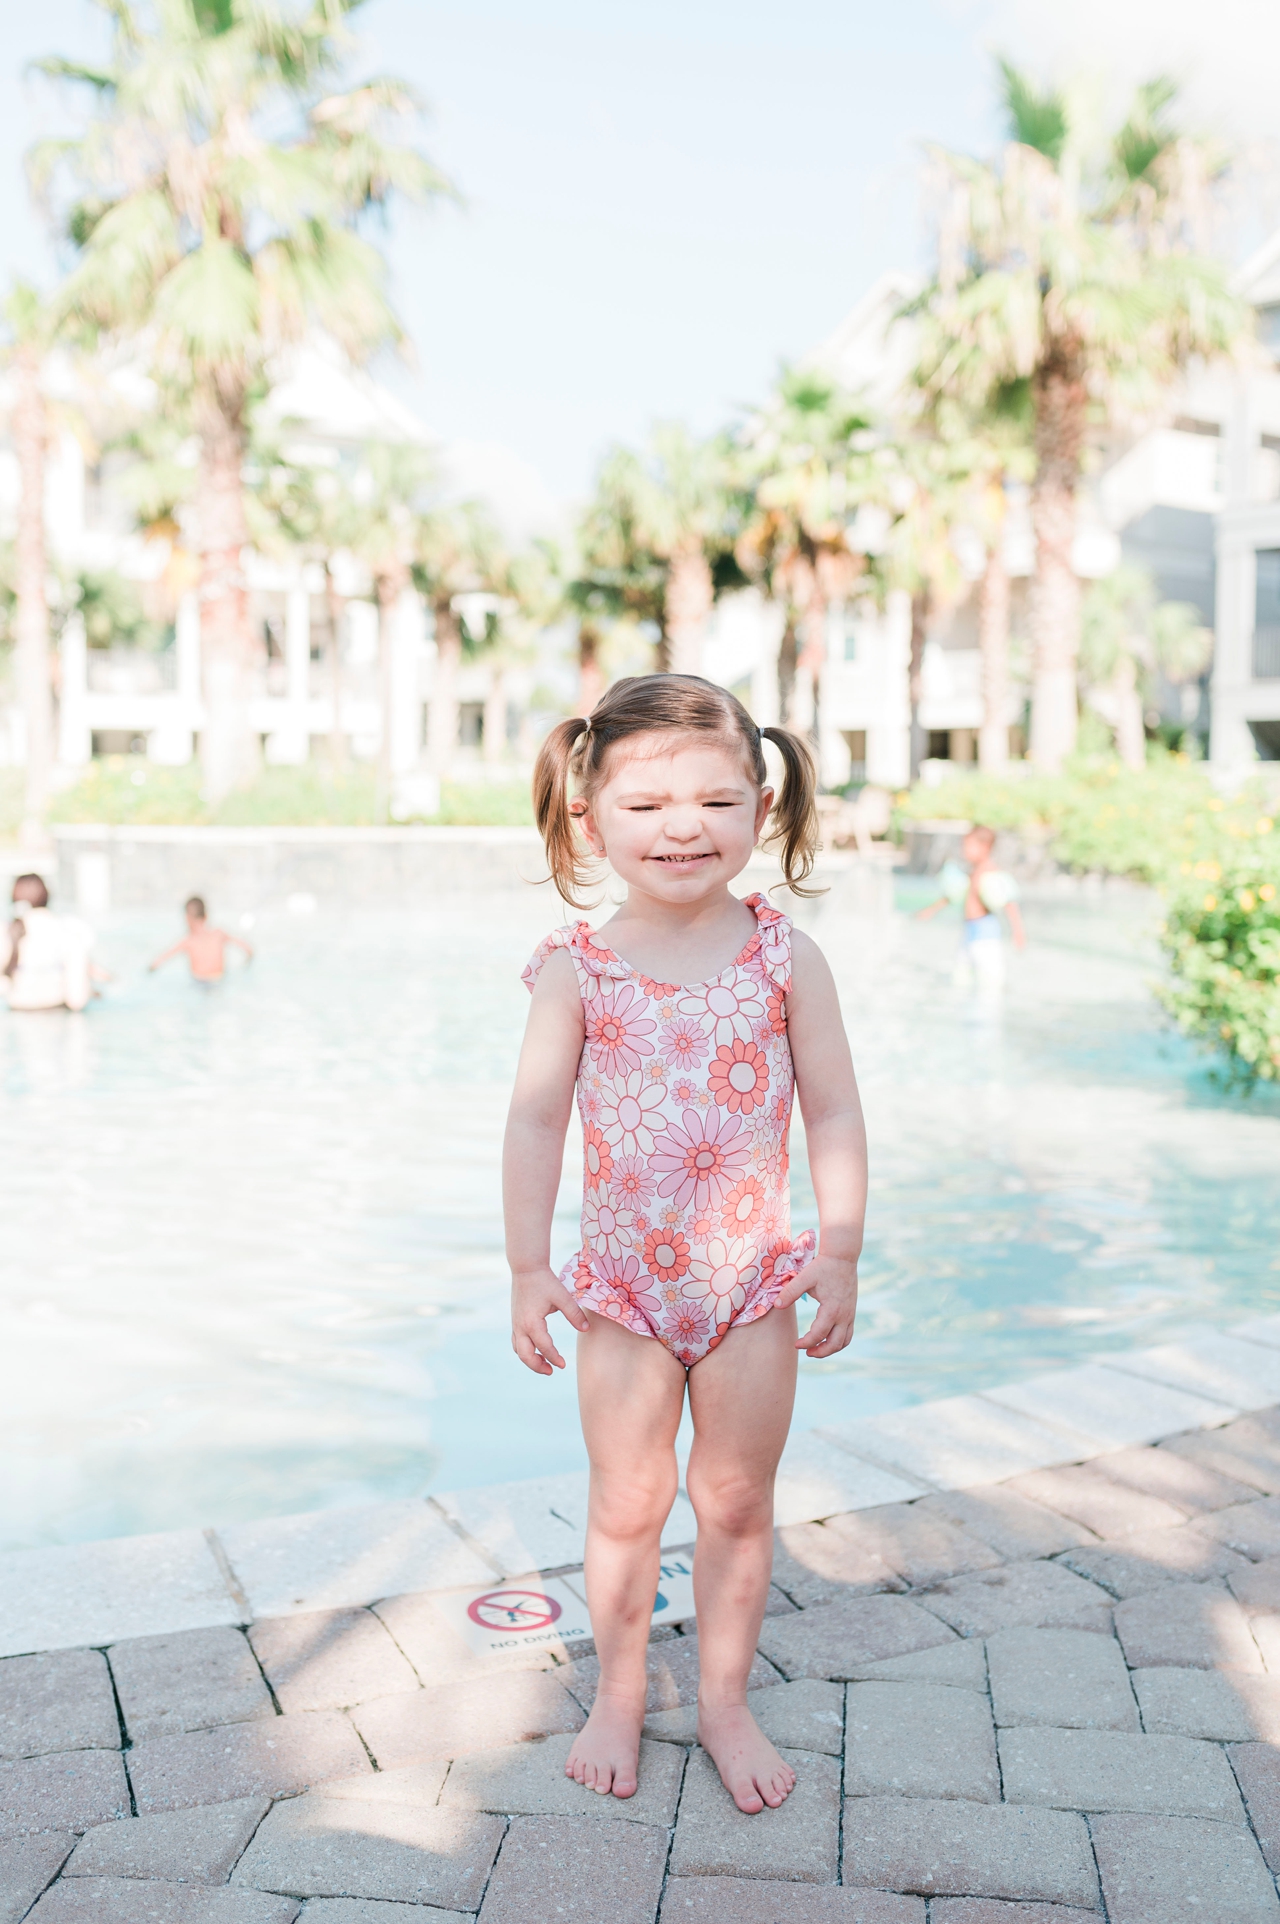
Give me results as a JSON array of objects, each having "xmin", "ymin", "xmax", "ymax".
[
  {"xmin": 521, "ymin": 922, "xmax": 634, "ymax": 997},
  {"xmin": 741, "ymin": 891, "xmax": 795, "ymax": 993}
]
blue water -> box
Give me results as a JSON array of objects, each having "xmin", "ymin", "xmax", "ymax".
[{"xmin": 2, "ymin": 874, "xmax": 1277, "ymax": 1553}]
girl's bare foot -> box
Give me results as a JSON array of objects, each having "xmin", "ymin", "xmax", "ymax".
[
  {"xmin": 697, "ymin": 1701, "xmax": 796, "ymax": 1813},
  {"xmin": 565, "ymin": 1690, "xmax": 644, "ymax": 1798}
]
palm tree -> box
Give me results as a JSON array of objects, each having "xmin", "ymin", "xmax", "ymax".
[
  {"xmin": 917, "ymin": 63, "xmax": 1245, "ymax": 771},
  {"xmin": 34, "ymin": 0, "xmax": 450, "ymax": 800},
  {"xmin": 414, "ymin": 502, "xmax": 503, "ymax": 782},
  {"xmin": 1081, "ymin": 565, "xmax": 1214, "ymax": 768},
  {"xmin": 737, "ymin": 370, "xmax": 878, "ymax": 732},
  {"xmin": 3, "ymin": 283, "xmax": 55, "ymax": 844}
]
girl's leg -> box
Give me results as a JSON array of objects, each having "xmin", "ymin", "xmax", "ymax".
[
  {"xmin": 568, "ymin": 1309, "xmax": 687, "ymax": 1797},
  {"xmin": 685, "ymin": 1300, "xmax": 798, "ymax": 1812}
]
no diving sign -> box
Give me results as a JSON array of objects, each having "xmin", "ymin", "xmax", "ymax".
[{"xmin": 434, "ymin": 1576, "xmax": 592, "ymax": 1657}]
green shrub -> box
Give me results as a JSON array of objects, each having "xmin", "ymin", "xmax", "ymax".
[{"xmin": 1155, "ymin": 832, "xmax": 1280, "ymax": 1083}]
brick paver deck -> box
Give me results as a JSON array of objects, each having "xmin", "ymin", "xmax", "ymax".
[{"xmin": 10, "ymin": 1326, "xmax": 1280, "ymax": 1918}]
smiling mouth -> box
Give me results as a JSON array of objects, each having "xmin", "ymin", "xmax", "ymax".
[{"xmin": 651, "ymin": 853, "xmax": 714, "ymax": 865}]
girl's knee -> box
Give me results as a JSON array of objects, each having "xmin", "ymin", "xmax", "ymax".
[
  {"xmin": 588, "ymin": 1470, "xmax": 678, "ymax": 1543},
  {"xmin": 686, "ymin": 1466, "xmax": 774, "ymax": 1538}
]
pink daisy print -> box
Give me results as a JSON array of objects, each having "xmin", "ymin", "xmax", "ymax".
[
  {"xmin": 684, "ymin": 1235, "xmax": 760, "ymax": 1320},
  {"xmin": 582, "ymin": 1193, "xmax": 638, "ymax": 1260},
  {"xmin": 662, "ymin": 1298, "xmax": 710, "ymax": 1354},
  {"xmin": 707, "ymin": 1039, "xmax": 770, "ymax": 1115},
  {"xmin": 721, "ymin": 1175, "xmax": 765, "ymax": 1235},
  {"xmin": 583, "ymin": 1122, "xmax": 613, "ymax": 1193},
  {"xmin": 652, "ymin": 1109, "xmax": 752, "ymax": 1213},
  {"xmin": 593, "ymin": 1253, "xmax": 662, "ymax": 1318},
  {"xmin": 612, "ymin": 1157, "xmax": 656, "ymax": 1208},
  {"xmin": 661, "ymin": 1013, "xmax": 711, "ymax": 1070},
  {"xmin": 598, "ymin": 1072, "xmax": 667, "ymax": 1157},
  {"xmin": 670, "ymin": 1077, "xmax": 699, "ymax": 1107},
  {"xmin": 766, "ymin": 986, "xmax": 788, "ymax": 1036},
  {"xmin": 639, "ymin": 974, "xmax": 680, "ymax": 1000},
  {"xmin": 677, "ymin": 974, "xmax": 764, "ymax": 1048},
  {"xmin": 642, "ymin": 1226, "xmax": 692, "ymax": 1283},
  {"xmin": 585, "ymin": 983, "xmax": 656, "ymax": 1079}
]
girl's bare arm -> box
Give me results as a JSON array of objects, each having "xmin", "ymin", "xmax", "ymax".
[
  {"xmin": 774, "ymin": 929, "xmax": 867, "ymax": 1358},
  {"xmin": 147, "ymin": 939, "xmax": 188, "ymax": 972},
  {"xmin": 503, "ymin": 948, "xmax": 592, "ymax": 1374}
]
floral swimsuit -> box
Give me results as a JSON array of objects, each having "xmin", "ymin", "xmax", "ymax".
[{"xmin": 523, "ymin": 892, "xmax": 815, "ymax": 1366}]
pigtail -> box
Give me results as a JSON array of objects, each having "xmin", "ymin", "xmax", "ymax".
[
  {"xmin": 532, "ymin": 717, "xmax": 598, "ymax": 909},
  {"xmin": 760, "ymin": 726, "xmax": 823, "ymax": 897}
]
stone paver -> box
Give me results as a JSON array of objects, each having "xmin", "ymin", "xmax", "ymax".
[
  {"xmin": 913, "ymin": 1489, "xmax": 1098, "ymax": 1562},
  {"xmin": 442, "ymin": 1732, "xmax": 683, "ymax": 1827},
  {"xmin": 1057, "ymin": 1525, "xmax": 1251, "ymax": 1598},
  {"xmin": 844, "ymin": 1682, "xmax": 998, "ymax": 1802},
  {"xmin": 247, "ymin": 1610, "xmax": 419, "ymax": 1715},
  {"xmin": 986, "ymin": 1627, "xmax": 1137, "ymax": 1731},
  {"xmin": 66, "ymin": 1796, "xmax": 269, "ymax": 1884},
  {"xmin": 232, "ymin": 1793, "xmax": 503, "ymax": 1909},
  {"xmin": 1134, "ymin": 1667, "xmax": 1280, "ymax": 1741},
  {"xmin": 0, "ymin": 1651, "xmax": 118, "ymax": 1762},
  {"xmin": 662, "ymin": 1879, "xmax": 924, "ymax": 1920},
  {"xmin": 917, "ymin": 1561, "xmax": 1113, "ymax": 1638},
  {"xmin": 219, "ymin": 1504, "xmax": 492, "ymax": 1621},
  {"xmin": 823, "ymin": 1504, "xmax": 1002, "ymax": 1588},
  {"xmin": 0, "ymin": 1834, "xmax": 74, "ymax": 1924},
  {"xmin": 128, "ymin": 1711, "xmax": 370, "ymax": 1813},
  {"xmin": 1228, "ymin": 1744, "xmax": 1280, "ymax": 1874},
  {"xmin": 997, "ymin": 1726, "xmax": 1245, "ymax": 1820},
  {"xmin": 110, "ymin": 1628, "xmax": 274, "ymax": 1741},
  {"xmin": 1161, "ymin": 1417, "xmax": 1280, "ymax": 1496},
  {"xmin": 757, "ymin": 1595, "xmax": 956, "ymax": 1679},
  {"xmin": 352, "ymin": 1669, "xmax": 584, "ymax": 1767},
  {"xmin": 299, "ymin": 1905, "xmax": 469, "ymax": 1923},
  {"xmin": 842, "ymin": 1797, "xmax": 1099, "ymax": 1905},
  {"xmin": 1117, "ymin": 1330, "xmax": 1280, "ymax": 1412},
  {"xmin": 28, "ymin": 1881, "xmax": 299, "ymax": 1923},
  {"xmin": 1195, "ymin": 1496, "xmax": 1280, "ymax": 1560},
  {"xmin": 1007, "ymin": 1468, "xmax": 1186, "ymax": 1540},
  {"xmin": 1091, "ymin": 1810, "xmax": 1280, "ymax": 1922},
  {"xmin": 825, "ymin": 1397, "xmax": 1094, "ymax": 1489},
  {"xmin": 771, "ymin": 1522, "xmax": 904, "ymax": 1607},
  {"xmin": 318, "ymin": 1761, "xmax": 450, "ymax": 1808},
  {"xmin": 0, "ymin": 1531, "xmax": 239, "ymax": 1660},
  {"xmin": 567, "ymin": 1634, "xmax": 778, "ymax": 1711},
  {"xmin": 669, "ymin": 1744, "xmax": 839, "ymax": 1881},
  {"xmin": 1229, "ymin": 1553, "xmax": 1280, "ymax": 1616},
  {"xmin": 478, "ymin": 1812, "xmax": 668, "ymax": 1923},
  {"xmin": 848, "ymin": 1640, "xmax": 987, "ymax": 1690},
  {"xmin": 1113, "ymin": 1581, "xmax": 1263, "ymax": 1671},
  {"xmin": 0, "ymin": 1749, "xmax": 129, "ymax": 1840},
  {"xmin": 644, "ymin": 1677, "xmax": 844, "ymax": 1752},
  {"xmin": 1090, "ymin": 1444, "xmax": 1258, "ymax": 1513},
  {"xmin": 774, "ymin": 1432, "xmax": 924, "ymax": 1528},
  {"xmin": 930, "ymin": 1906, "xmax": 1100, "ymax": 1923}
]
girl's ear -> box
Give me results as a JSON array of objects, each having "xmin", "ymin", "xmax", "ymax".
[
  {"xmin": 754, "ymin": 786, "xmax": 775, "ymax": 840},
  {"xmin": 574, "ymin": 798, "xmax": 606, "ymax": 856}
]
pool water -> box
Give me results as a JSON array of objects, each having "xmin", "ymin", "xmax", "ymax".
[{"xmin": 3, "ymin": 875, "xmax": 1278, "ymax": 1553}]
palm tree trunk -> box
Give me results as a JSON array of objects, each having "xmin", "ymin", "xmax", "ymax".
[
  {"xmin": 777, "ymin": 617, "xmax": 798, "ymax": 724},
  {"xmin": 196, "ymin": 385, "xmax": 257, "ymax": 803},
  {"xmin": 323, "ymin": 563, "xmax": 348, "ymax": 770},
  {"xmin": 483, "ymin": 663, "xmax": 508, "ymax": 763},
  {"xmin": 666, "ymin": 541, "xmax": 713, "ymax": 676},
  {"xmin": 1112, "ymin": 652, "xmax": 1146, "ymax": 770},
  {"xmin": 578, "ymin": 619, "xmax": 604, "ymax": 716},
  {"xmin": 375, "ymin": 572, "xmax": 401, "ymax": 821},
  {"xmin": 13, "ymin": 343, "xmax": 53, "ymax": 845},
  {"xmin": 908, "ymin": 590, "xmax": 929, "ymax": 780},
  {"xmin": 978, "ymin": 543, "xmax": 1011, "ymax": 773},
  {"xmin": 426, "ymin": 594, "xmax": 461, "ymax": 779},
  {"xmin": 1030, "ymin": 342, "xmax": 1087, "ymax": 773}
]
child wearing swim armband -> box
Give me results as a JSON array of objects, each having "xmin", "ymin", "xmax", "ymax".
[
  {"xmin": 916, "ymin": 823, "xmax": 1026, "ymax": 991},
  {"xmin": 504, "ymin": 675, "xmax": 867, "ymax": 1814}
]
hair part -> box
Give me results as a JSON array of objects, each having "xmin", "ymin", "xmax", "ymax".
[{"xmin": 532, "ymin": 674, "xmax": 822, "ymax": 908}]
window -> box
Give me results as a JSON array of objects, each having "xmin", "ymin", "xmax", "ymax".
[
  {"xmin": 1255, "ymin": 550, "xmax": 1280, "ymax": 679},
  {"xmin": 1258, "ymin": 306, "xmax": 1280, "ymax": 361},
  {"xmin": 926, "ymin": 729, "xmax": 950, "ymax": 761}
]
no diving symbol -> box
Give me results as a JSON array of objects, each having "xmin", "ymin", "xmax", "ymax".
[{"xmin": 466, "ymin": 1587, "xmax": 564, "ymax": 1633}]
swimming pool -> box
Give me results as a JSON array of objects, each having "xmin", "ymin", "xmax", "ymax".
[{"xmin": 3, "ymin": 873, "xmax": 1278, "ymax": 1552}]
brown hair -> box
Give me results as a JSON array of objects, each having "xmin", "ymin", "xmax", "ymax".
[
  {"xmin": 533, "ymin": 674, "xmax": 821, "ymax": 908},
  {"xmin": 4, "ymin": 874, "xmax": 49, "ymax": 980},
  {"xmin": 185, "ymin": 896, "xmax": 207, "ymax": 919}
]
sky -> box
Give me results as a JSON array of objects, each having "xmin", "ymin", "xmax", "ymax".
[{"xmin": 2, "ymin": 0, "xmax": 1277, "ymax": 512}]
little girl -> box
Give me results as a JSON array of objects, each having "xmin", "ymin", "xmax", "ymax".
[{"xmin": 503, "ymin": 674, "xmax": 867, "ymax": 1816}]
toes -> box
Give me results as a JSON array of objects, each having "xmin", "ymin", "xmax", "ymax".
[{"xmin": 612, "ymin": 1775, "xmax": 638, "ymax": 1799}]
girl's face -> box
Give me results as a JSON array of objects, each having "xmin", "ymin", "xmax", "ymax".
[{"xmin": 576, "ymin": 733, "xmax": 772, "ymax": 903}]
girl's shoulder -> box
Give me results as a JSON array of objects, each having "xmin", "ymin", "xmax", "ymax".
[{"xmin": 740, "ymin": 891, "xmax": 795, "ymax": 993}]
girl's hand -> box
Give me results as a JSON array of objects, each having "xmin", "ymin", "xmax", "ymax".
[
  {"xmin": 775, "ymin": 1254, "xmax": 858, "ymax": 1359},
  {"xmin": 511, "ymin": 1266, "xmax": 593, "ymax": 1375}
]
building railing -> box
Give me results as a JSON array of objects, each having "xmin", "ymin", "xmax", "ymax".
[
  {"xmin": 1254, "ymin": 627, "xmax": 1280, "ymax": 680},
  {"xmin": 85, "ymin": 649, "xmax": 179, "ymax": 695}
]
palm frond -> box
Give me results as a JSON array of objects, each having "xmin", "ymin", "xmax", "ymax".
[{"xmin": 997, "ymin": 56, "xmax": 1067, "ymax": 164}]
